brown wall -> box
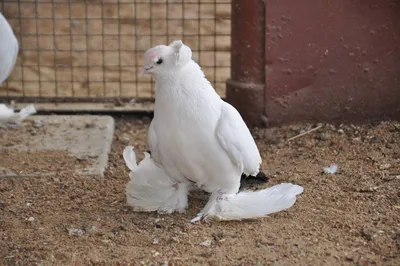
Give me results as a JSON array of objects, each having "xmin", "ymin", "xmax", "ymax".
[{"xmin": 264, "ymin": 0, "xmax": 400, "ymax": 125}]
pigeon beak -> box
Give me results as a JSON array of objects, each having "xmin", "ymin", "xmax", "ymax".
[
  {"xmin": 139, "ymin": 67, "xmax": 147, "ymax": 76},
  {"xmin": 139, "ymin": 66, "xmax": 153, "ymax": 76}
]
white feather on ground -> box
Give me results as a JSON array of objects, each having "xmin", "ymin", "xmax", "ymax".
[
  {"xmin": 0, "ymin": 104, "xmax": 36, "ymax": 127},
  {"xmin": 323, "ymin": 164, "xmax": 338, "ymax": 174},
  {"xmin": 123, "ymin": 145, "xmax": 189, "ymax": 214}
]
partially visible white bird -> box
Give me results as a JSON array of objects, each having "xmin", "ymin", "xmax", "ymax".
[
  {"xmin": 0, "ymin": 12, "xmax": 19, "ymax": 86},
  {"xmin": 0, "ymin": 104, "xmax": 36, "ymax": 128},
  {"xmin": 124, "ymin": 40, "xmax": 304, "ymax": 222},
  {"xmin": 0, "ymin": 14, "xmax": 32, "ymax": 128}
]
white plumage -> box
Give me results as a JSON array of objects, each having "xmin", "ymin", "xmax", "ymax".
[
  {"xmin": 0, "ymin": 12, "xmax": 19, "ymax": 86},
  {"xmin": 197, "ymin": 183, "xmax": 304, "ymax": 221},
  {"xmin": 123, "ymin": 145, "xmax": 189, "ymax": 213},
  {"xmin": 124, "ymin": 40, "xmax": 304, "ymax": 222},
  {"xmin": 0, "ymin": 104, "xmax": 36, "ymax": 127},
  {"xmin": 0, "ymin": 14, "xmax": 35, "ymax": 128},
  {"xmin": 323, "ymin": 163, "xmax": 338, "ymax": 174},
  {"xmin": 0, "ymin": 104, "xmax": 14, "ymax": 119}
]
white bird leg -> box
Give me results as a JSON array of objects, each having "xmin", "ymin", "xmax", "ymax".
[
  {"xmin": 169, "ymin": 182, "xmax": 190, "ymax": 213},
  {"xmin": 156, "ymin": 182, "xmax": 187, "ymax": 214},
  {"xmin": 190, "ymin": 191, "xmax": 224, "ymax": 223}
]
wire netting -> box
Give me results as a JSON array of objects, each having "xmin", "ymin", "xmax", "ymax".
[{"xmin": 0, "ymin": 0, "xmax": 231, "ymax": 103}]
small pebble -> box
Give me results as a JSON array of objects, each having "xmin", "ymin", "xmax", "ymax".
[
  {"xmin": 213, "ymin": 232, "xmax": 225, "ymax": 242},
  {"xmin": 171, "ymin": 236, "xmax": 180, "ymax": 243},
  {"xmin": 358, "ymin": 186, "xmax": 379, "ymax": 193},
  {"xmin": 265, "ymin": 138, "xmax": 281, "ymax": 145},
  {"xmin": 370, "ymin": 136, "xmax": 384, "ymax": 143},
  {"xmin": 74, "ymin": 155, "xmax": 88, "ymax": 162},
  {"xmin": 119, "ymin": 134, "xmax": 131, "ymax": 144},
  {"xmin": 327, "ymin": 124, "xmax": 336, "ymax": 131},
  {"xmin": 392, "ymin": 124, "xmax": 400, "ymax": 131},
  {"xmin": 33, "ymin": 120, "xmax": 45, "ymax": 128},
  {"xmin": 379, "ymin": 164, "xmax": 391, "ymax": 170},
  {"xmin": 68, "ymin": 228, "xmax": 85, "ymax": 236},
  {"xmin": 316, "ymin": 133, "xmax": 330, "ymax": 141},
  {"xmin": 27, "ymin": 217, "xmax": 35, "ymax": 222},
  {"xmin": 200, "ymin": 239, "xmax": 212, "ymax": 247},
  {"xmin": 111, "ymin": 226, "xmax": 126, "ymax": 234},
  {"xmin": 85, "ymin": 225, "xmax": 96, "ymax": 232}
]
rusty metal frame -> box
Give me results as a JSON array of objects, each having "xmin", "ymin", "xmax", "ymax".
[{"xmin": 226, "ymin": 0, "xmax": 265, "ymax": 126}]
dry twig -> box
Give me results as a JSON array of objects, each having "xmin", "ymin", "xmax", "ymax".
[{"xmin": 287, "ymin": 125, "xmax": 323, "ymax": 141}]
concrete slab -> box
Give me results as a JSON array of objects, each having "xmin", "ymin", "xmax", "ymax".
[{"xmin": 0, "ymin": 115, "xmax": 115, "ymax": 178}]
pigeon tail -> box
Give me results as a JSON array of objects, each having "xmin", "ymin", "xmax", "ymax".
[
  {"xmin": 123, "ymin": 146, "xmax": 189, "ymax": 213},
  {"xmin": 191, "ymin": 183, "xmax": 304, "ymax": 222}
]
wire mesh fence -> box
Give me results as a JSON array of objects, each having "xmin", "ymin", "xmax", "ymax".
[{"xmin": 0, "ymin": 0, "xmax": 231, "ymax": 107}]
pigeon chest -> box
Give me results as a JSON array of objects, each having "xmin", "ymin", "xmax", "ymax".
[{"xmin": 153, "ymin": 100, "xmax": 231, "ymax": 185}]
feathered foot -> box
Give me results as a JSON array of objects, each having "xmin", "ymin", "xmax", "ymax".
[
  {"xmin": 123, "ymin": 145, "xmax": 189, "ymax": 214},
  {"xmin": 190, "ymin": 191, "xmax": 221, "ymax": 223}
]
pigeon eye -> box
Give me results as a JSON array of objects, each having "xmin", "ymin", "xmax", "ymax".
[{"xmin": 156, "ymin": 58, "xmax": 163, "ymax": 65}]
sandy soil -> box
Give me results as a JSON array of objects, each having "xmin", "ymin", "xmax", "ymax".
[
  {"xmin": 0, "ymin": 118, "xmax": 399, "ymax": 265},
  {"xmin": 0, "ymin": 1, "xmax": 230, "ymax": 99}
]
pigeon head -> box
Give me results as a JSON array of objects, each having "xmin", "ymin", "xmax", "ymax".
[{"xmin": 140, "ymin": 40, "xmax": 192, "ymax": 77}]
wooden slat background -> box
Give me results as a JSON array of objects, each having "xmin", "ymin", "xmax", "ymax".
[{"xmin": 0, "ymin": 0, "xmax": 231, "ymax": 104}]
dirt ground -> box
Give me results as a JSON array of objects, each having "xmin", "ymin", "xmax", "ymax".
[{"xmin": 0, "ymin": 117, "xmax": 399, "ymax": 265}]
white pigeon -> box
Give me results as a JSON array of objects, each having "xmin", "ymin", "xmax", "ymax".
[
  {"xmin": 0, "ymin": 12, "xmax": 19, "ymax": 86},
  {"xmin": 125, "ymin": 40, "xmax": 304, "ymax": 222}
]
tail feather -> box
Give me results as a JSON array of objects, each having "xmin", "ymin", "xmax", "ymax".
[
  {"xmin": 212, "ymin": 183, "xmax": 304, "ymax": 220},
  {"xmin": 122, "ymin": 145, "xmax": 138, "ymax": 172}
]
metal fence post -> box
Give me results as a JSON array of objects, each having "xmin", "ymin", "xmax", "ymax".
[{"xmin": 226, "ymin": 0, "xmax": 265, "ymax": 126}]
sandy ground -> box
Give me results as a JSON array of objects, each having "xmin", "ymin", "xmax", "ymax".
[
  {"xmin": 0, "ymin": 1, "xmax": 230, "ymax": 99},
  {"xmin": 0, "ymin": 117, "xmax": 399, "ymax": 265}
]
